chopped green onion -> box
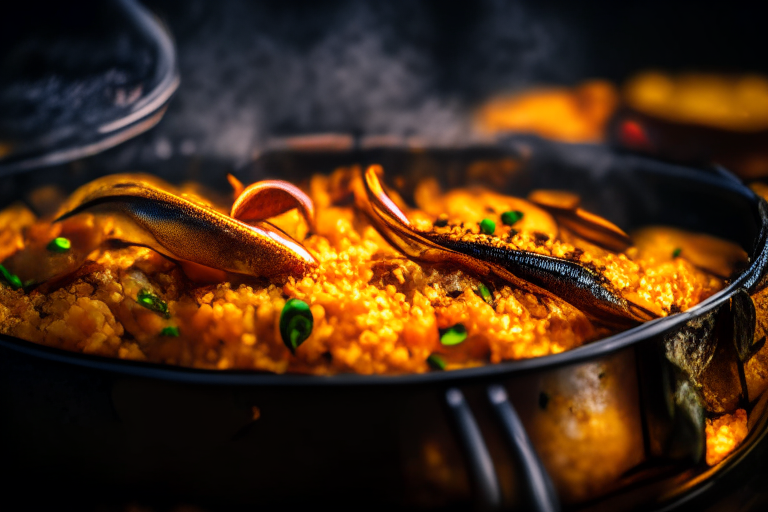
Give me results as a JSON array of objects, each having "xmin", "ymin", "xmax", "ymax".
[
  {"xmin": 160, "ymin": 326, "xmax": 180, "ymax": 337},
  {"xmin": 137, "ymin": 289, "xmax": 170, "ymax": 318},
  {"xmin": 479, "ymin": 218, "xmax": 496, "ymax": 235},
  {"xmin": 0, "ymin": 264, "xmax": 22, "ymax": 290},
  {"xmin": 439, "ymin": 324, "xmax": 468, "ymax": 346},
  {"xmin": 672, "ymin": 247, "xmax": 682, "ymax": 258},
  {"xmin": 427, "ymin": 354, "xmax": 446, "ymax": 370},
  {"xmin": 47, "ymin": 237, "xmax": 71, "ymax": 253},
  {"xmin": 280, "ymin": 298, "xmax": 313, "ymax": 353},
  {"xmin": 539, "ymin": 392, "xmax": 550, "ymax": 410},
  {"xmin": 434, "ymin": 217, "xmax": 449, "ymax": 228},
  {"xmin": 477, "ymin": 284, "xmax": 493, "ymax": 304},
  {"xmin": 501, "ymin": 210, "xmax": 524, "ymax": 226}
]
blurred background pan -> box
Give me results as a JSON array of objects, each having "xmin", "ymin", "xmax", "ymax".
[{"xmin": 0, "ymin": 0, "xmax": 178, "ymax": 174}]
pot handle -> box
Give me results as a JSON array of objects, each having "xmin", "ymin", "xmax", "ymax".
[
  {"xmin": 445, "ymin": 388, "xmax": 503, "ymax": 510},
  {"xmin": 487, "ymin": 385, "xmax": 560, "ymax": 512},
  {"xmin": 444, "ymin": 386, "xmax": 561, "ymax": 512}
]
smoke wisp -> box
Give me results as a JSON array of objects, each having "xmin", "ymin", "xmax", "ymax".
[{"xmin": 148, "ymin": 0, "xmax": 582, "ymax": 163}]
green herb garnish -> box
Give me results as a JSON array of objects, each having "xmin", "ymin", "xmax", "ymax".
[
  {"xmin": 477, "ymin": 284, "xmax": 493, "ymax": 304},
  {"xmin": 501, "ymin": 210, "xmax": 524, "ymax": 226},
  {"xmin": 439, "ymin": 324, "xmax": 468, "ymax": 346},
  {"xmin": 672, "ymin": 247, "xmax": 682, "ymax": 258},
  {"xmin": 427, "ymin": 354, "xmax": 446, "ymax": 370},
  {"xmin": 160, "ymin": 326, "xmax": 180, "ymax": 337},
  {"xmin": 46, "ymin": 237, "xmax": 71, "ymax": 253},
  {"xmin": 137, "ymin": 289, "xmax": 170, "ymax": 318},
  {"xmin": 0, "ymin": 264, "xmax": 22, "ymax": 290},
  {"xmin": 280, "ymin": 298, "xmax": 313, "ymax": 353},
  {"xmin": 434, "ymin": 217, "xmax": 449, "ymax": 228},
  {"xmin": 479, "ymin": 218, "xmax": 496, "ymax": 235}
]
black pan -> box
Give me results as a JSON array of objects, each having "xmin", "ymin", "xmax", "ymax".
[{"xmin": 1, "ymin": 138, "xmax": 766, "ymax": 511}]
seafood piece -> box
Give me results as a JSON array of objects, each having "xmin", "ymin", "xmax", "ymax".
[
  {"xmin": 359, "ymin": 165, "xmax": 658, "ymax": 327},
  {"xmin": 528, "ymin": 189, "xmax": 631, "ymax": 252},
  {"xmin": 55, "ymin": 175, "xmax": 316, "ymax": 279},
  {"xmin": 228, "ymin": 174, "xmax": 315, "ymax": 231}
]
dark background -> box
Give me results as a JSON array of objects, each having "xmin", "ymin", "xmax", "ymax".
[
  {"xmin": 3, "ymin": 0, "xmax": 767, "ymax": 165},
  {"xmin": 147, "ymin": 0, "xmax": 768, "ymax": 157}
]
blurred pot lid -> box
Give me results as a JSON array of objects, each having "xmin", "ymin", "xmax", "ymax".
[{"xmin": 0, "ymin": 0, "xmax": 178, "ymax": 174}]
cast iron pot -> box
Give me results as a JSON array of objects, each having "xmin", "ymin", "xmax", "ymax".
[{"xmin": 1, "ymin": 138, "xmax": 767, "ymax": 511}]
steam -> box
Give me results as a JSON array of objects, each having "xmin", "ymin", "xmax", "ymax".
[
  {"xmin": 148, "ymin": 0, "xmax": 581, "ymax": 163},
  {"xmin": 457, "ymin": 0, "xmax": 580, "ymax": 95}
]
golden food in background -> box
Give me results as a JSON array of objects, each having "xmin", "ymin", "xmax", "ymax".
[
  {"xmin": 474, "ymin": 79, "xmax": 618, "ymax": 143},
  {"xmin": 475, "ymin": 71, "xmax": 768, "ymax": 179},
  {"xmin": 618, "ymin": 71, "xmax": 768, "ymax": 179},
  {"xmin": 475, "ymin": 72, "xmax": 768, "ymax": 137},
  {"xmin": 624, "ymin": 72, "xmax": 768, "ymax": 132}
]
